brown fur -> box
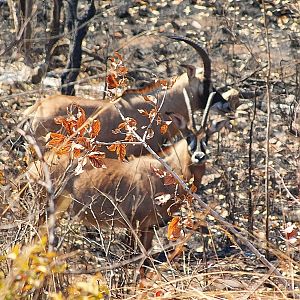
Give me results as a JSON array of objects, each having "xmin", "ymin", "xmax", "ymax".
[
  {"xmin": 27, "ymin": 114, "xmax": 228, "ymax": 251},
  {"xmin": 28, "ymin": 139, "xmax": 204, "ymax": 251},
  {"xmin": 24, "ymin": 37, "xmax": 229, "ymax": 157}
]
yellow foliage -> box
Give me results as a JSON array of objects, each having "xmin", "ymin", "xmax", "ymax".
[
  {"xmin": 67, "ymin": 273, "xmax": 109, "ymax": 300},
  {"xmin": 0, "ymin": 238, "xmax": 108, "ymax": 300}
]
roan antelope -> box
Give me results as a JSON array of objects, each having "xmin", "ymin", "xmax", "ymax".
[
  {"xmin": 24, "ymin": 36, "xmax": 233, "ymax": 157},
  {"xmin": 27, "ymin": 109, "xmax": 229, "ymax": 252}
]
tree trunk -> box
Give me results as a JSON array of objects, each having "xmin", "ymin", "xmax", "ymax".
[
  {"xmin": 61, "ymin": 0, "xmax": 95, "ymax": 96},
  {"xmin": 20, "ymin": 0, "xmax": 33, "ymax": 56}
]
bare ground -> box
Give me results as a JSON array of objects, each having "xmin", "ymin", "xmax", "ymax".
[{"xmin": 0, "ymin": 0, "xmax": 299, "ymax": 299}]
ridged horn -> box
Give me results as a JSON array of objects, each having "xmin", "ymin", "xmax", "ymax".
[{"xmin": 166, "ymin": 35, "xmax": 211, "ymax": 81}]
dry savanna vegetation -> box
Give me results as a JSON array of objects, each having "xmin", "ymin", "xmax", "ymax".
[{"xmin": 0, "ymin": 0, "xmax": 299, "ymax": 299}]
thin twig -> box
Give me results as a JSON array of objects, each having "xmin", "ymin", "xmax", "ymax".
[
  {"xmin": 248, "ymin": 91, "xmax": 257, "ymax": 235},
  {"xmin": 270, "ymin": 167, "xmax": 298, "ymax": 202},
  {"xmin": 262, "ymin": 0, "xmax": 272, "ymax": 261}
]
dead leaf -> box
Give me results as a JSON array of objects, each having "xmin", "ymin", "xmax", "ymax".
[
  {"xmin": 163, "ymin": 173, "xmax": 177, "ymax": 186},
  {"xmin": 107, "ymin": 143, "xmax": 127, "ymax": 161},
  {"xmin": 283, "ymin": 223, "xmax": 298, "ymax": 241},
  {"xmin": 88, "ymin": 152, "xmax": 106, "ymax": 169},
  {"xmin": 106, "ymin": 73, "xmax": 119, "ymax": 89},
  {"xmin": 167, "ymin": 216, "xmax": 181, "ymax": 241},
  {"xmin": 46, "ymin": 132, "xmax": 66, "ymax": 148},
  {"xmin": 90, "ymin": 120, "xmax": 101, "ymax": 138}
]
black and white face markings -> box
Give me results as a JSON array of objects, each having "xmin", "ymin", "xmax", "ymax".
[
  {"xmin": 186, "ymin": 131, "xmax": 207, "ymax": 165},
  {"xmin": 186, "ymin": 118, "xmax": 230, "ymax": 165}
]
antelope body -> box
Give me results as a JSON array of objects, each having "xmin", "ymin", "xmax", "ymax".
[
  {"xmin": 28, "ymin": 113, "xmax": 227, "ymax": 251},
  {"xmin": 24, "ymin": 36, "xmax": 231, "ymax": 157}
]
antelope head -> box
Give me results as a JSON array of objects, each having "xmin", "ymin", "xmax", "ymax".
[
  {"xmin": 165, "ymin": 89, "xmax": 230, "ymax": 187},
  {"xmin": 167, "ymin": 35, "xmax": 232, "ymax": 114}
]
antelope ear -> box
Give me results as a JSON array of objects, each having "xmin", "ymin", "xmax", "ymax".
[
  {"xmin": 207, "ymin": 120, "xmax": 230, "ymax": 136},
  {"xmin": 166, "ymin": 112, "xmax": 187, "ymax": 130},
  {"xmin": 181, "ymin": 64, "xmax": 196, "ymax": 79}
]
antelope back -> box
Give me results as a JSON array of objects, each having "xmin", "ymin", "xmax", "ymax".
[
  {"xmin": 23, "ymin": 36, "xmax": 233, "ymax": 157},
  {"xmin": 27, "ymin": 108, "xmax": 228, "ymax": 250},
  {"xmin": 25, "ymin": 94, "xmax": 185, "ymax": 158}
]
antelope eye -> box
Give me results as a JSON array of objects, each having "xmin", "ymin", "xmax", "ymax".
[{"xmin": 186, "ymin": 134, "xmax": 192, "ymax": 144}]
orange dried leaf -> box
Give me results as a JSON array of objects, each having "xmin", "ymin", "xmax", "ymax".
[
  {"xmin": 90, "ymin": 120, "xmax": 101, "ymax": 138},
  {"xmin": 73, "ymin": 148, "xmax": 82, "ymax": 158},
  {"xmin": 118, "ymin": 77, "xmax": 129, "ymax": 88},
  {"xmin": 143, "ymin": 95, "xmax": 157, "ymax": 105},
  {"xmin": 55, "ymin": 107, "xmax": 79, "ymax": 135},
  {"xmin": 108, "ymin": 56, "xmax": 115, "ymax": 63},
  {"xmin": 284, "ymin": 224, "xmax": 298, "ymax": 240},
  {"xmin": 146, "ymin": 128, "xmax": 154, "ymax": 140},
  {"xmin": 181, "ymin": 193, "xmax": 195, "ymax": 205},
  {"xmin": 125, "ymin": 134, "xmax": 135, "ymax": 142},
  {"xmin": 148, "ymin": 108, "xmax": 158, "ymax": 119},
  {"xmin": 155, "ymin": 290, "xmax": 164, "ymax": 297},
  {"xmin": 114, "ymin": 51, "xmax": 123, "ymax": 61},
  {"xmin": 88, "ymin": 152, "xmax": 106, "ymax": 169},
  {"xmin": 76, "ymin": 136, "xmax": 91, "ymax": 149},
  {"xmin": 65, "ymin": 120, "xmax": 77, "ymax": 136},
  {"xmin": 160, "ymin": 123, "xmax": 169, "ymax": 134},
  {"xmin": 152, "ymin": 166, "xmax": 176, "ymax": 185},
  {"xmin": 106, "ymin": 73, "xmax": 119, "ymax": 89},
  {"xmin": 185, "ymin": 219, "xmax": 194, "ymax": 230},
  {"xmin": 107, "ymin": 144, "xmax": 118, "ymax": 152},
  {"xmin": 167, "ymin": 216, "xmax": 181, "ymax": 241},
  {"xmin": 54, "ymin": 116, "xmax": 76, "ymax": 136},
  {"xmin": 56, "ymin": 144, "xmax": 71, "ymax": 156},
  {"xmin": 116, "ymin": 143, "xmax": 127, "ymax": 162},
  {"xmin": 76, "ymin": 106, "xmax": 87, "ymax": 135},
  {"xmin": 117, "ymin": 65, "xmax": 128, "ymax": 75},
  {"xmin": 127, "ymin": 117, "xmax": 137, "ymax": 128},
  {"xmin": 138, "ymin": 109, "xmax": 149, "ymax": 117},
  {"xmin": 117, "ymin": 118, "xmax": 137, "ymax": 132},
  {"xmin": 47, "ymin": 132, "xmax": 66, "ymax": 148},
  {"xmin": 76, "ymin": 105, "xmax": 86, "ymax": 122},
  {"xmin": 54, "ymin": 116, "xmax": 67, "ymax": 125},
  {"xmin": 190, "ymin": 184, "xmax": 198, "ymax": 193},
  {"xmin": 107, "ymin": 143, "xmax": 126, "ymax": 161},
  {"xmin": 163, "ymin": 173, "xmax": 177, "ymax": 186},
  {"xmin": 117, "ymin": 121, "xmax": 126, "ymax": 130},
  {"xmin": 50, "ymin": 132, "xmax": 66, "ymax": 140}
]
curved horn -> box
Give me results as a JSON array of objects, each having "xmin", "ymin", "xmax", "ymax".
[{"xmin": 166, "ymin": 35, "xmax": 211, "ymax": 81}]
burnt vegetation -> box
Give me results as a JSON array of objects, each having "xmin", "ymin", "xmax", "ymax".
[{"xmin": 0, "ymin": 0, "xmax": 299, "ymax": 299}]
